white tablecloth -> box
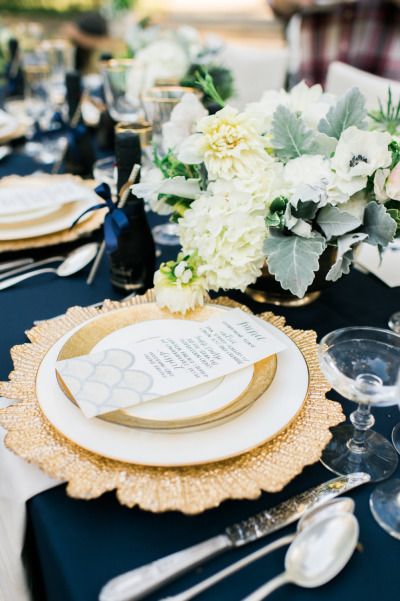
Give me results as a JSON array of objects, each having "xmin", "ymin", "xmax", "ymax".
[{"xmin": 0, "ymin": 398, "xmax": 60, "ymax": 601}]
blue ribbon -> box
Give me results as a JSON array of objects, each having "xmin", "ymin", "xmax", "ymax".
[{"xmin": 72, "ymin": 182, "xmax": 130, "ymax": 253}]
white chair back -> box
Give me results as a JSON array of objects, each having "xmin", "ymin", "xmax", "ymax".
[
  {"xmin": 219, "ymin": 43, "xmax": 289, "ymax": 108},
  {"xmin": 326, "ymin": 61, "xmax": 400, "ymax": 110}
]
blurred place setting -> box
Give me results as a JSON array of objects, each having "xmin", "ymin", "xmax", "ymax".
[{"xmin": 0, "ymin": 1, "xmax": 399, "ymax": 601}]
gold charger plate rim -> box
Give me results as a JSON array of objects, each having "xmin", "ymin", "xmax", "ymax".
[{"xmin": 0, "ymin": 292, "xmax": 344, "ymax": 513}]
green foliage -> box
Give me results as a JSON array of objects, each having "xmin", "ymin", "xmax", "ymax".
[
  {"xmin": 266, "ymin": 196, "xmax": 288, "ymax": 228},
  {"xmin": 182, "ymin": 64, "xmax": 234, "ymax": 108},
  {"xmin": 271, "ymin": 106, "xmax": 318, "ymax": 162},
  {"xmin": 318, "ymin": 87, "xmax": 367, "ymax": 139},
  {"xmin": 362, "ymin": 201, "xmax": 397, "ymax": 247},
  {"xmin": 153, "ymin": 147, "xmax": 200, "ymax": 180},
  {"xmin": 326, "ymin": 232, "xmax": 367, "ymax": 281},
  {"xmin": 385, "ymin": 200, "xmax": 400, "ymax": 234},
  {"xmin": 389, "ymin": 140, "xmax": 400, "ymax": 169},
  {"xmin": 188, "ymin": 67, "xmax": 226, "ymax": 109},
  {"xmin": 369, "ymin": 87, "xmax": 400, "ymax": 135},
  {"xmin": 316, "ymin": 205, "xmax": 362, "ymax": 239},
  {"xmin": 264, "ymin": 232, "xmax": 326, "ymax": 298}
]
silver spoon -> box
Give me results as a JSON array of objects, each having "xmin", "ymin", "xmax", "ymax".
[
  {"xmin": 0, "ymin": 243, "xmax": 100, "ymax": 280},
  {"xmin": 0, "ymin": 242, "xmax": 98, "ymax": 290},
  {"xmin": 159, "ymin": 498, "xmax": 355, "ymax": 601},
  {"xmin": 241, "ymin": 513, "xmax": 359, "ymax": 601}
]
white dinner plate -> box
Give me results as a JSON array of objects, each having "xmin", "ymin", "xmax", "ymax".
[
  {"xmin": 36, "ymin": 305, "xmax": 309, "ymax": 467},
  {"xmin": 0, "ymin": 204, "xmax": 61, "ymax": 224},
  {"xmin": 0, "ymin": 199, "xmax": 95, "ymax": 240},
  {"xmin": 0, "ymin": 111, "xmax": 19, "ymax": 139}
]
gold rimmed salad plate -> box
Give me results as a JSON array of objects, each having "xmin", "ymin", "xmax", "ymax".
[{"xmin": 56, "ymin": 304, "xmax": 278, "ymax": 430}]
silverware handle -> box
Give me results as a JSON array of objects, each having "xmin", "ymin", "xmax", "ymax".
[
  {"xmin": 99, "ymin": 534, "xmax": 232, "ymax": 601},
  {"xmin": 242, "ymin": 572, "xmax": 289, "ymax": 601},
  {"xmin": 0, "ymin": 268, "xmax": 56, "ymax": 290},
  {"xmin": 0, "ymin": 258, "xmax": 34, "ymax": 273},
  {"xmin": 161, "ymin": 534, "xmax": 295, "ymax": 601},
  {"xmin": 0, "ymin": 256, "xmax": 63, "ymax": 280}
]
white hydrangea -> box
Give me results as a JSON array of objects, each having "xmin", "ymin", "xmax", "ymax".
[
  {"xmin": 178, "ymin": 105, "xmax": 270, "ymax": 180},
  {"xmin": 243, "ymin": 81, "xmax": 334, "ymax": 134},
  {"xmin": 179, "ymin": 180, "xmax": 266, "ymax": 291}
]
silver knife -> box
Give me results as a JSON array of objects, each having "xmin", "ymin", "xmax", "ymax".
[{"xmin": 99, "ymin": 472, "xmax": 370, "ymax": 601}]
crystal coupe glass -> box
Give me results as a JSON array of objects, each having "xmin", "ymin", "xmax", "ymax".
[
  {"xmin": 388, "ymin": 312, "xmax": 400, "ymax": 453},
  {"xmin": 318, "ymin": 327, "xmax": 400, "ymax": 482}
]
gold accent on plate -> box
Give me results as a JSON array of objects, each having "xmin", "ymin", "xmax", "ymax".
[
  {"xmin": 56, "ymin": 304, "xmax": 277, "ymax": 430},
  {"xmin": 0, "ymin": 174, "xmax": 105, "ymax": 252},
  {"xmin": 0, "ymin": 123, "xmax": 27, "ymax": 144},
  {"xmin": 0, "ymin": 291, "xmax": 344, "ymax": 514}
]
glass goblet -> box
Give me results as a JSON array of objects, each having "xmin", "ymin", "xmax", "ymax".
[
  {"xmin": 388, "ymin": 312, "xmax": 400, "ymax": 453},
  {"xmin": 140, "ymin": 86, "xmax": 201, "ymax": 246},
  {"xmin": 141, "ymin": 85, "xmax": 201, "ymax": 146},
  {"xmin": 318, "ymin": 327, "xmax": 400, "ymax": 482},
  {"xmin": 102, "ymin": 59, "xmax": 144, "ymax": 123},
  {"xmin": 370, "ymin": 478, "xmax": 400, "ymax": 539},
  {"xmin": 39, "ymin": 39, "xmax": 74, "ymax": 105}
]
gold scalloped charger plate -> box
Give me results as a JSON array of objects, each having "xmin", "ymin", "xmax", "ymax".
[
  {"xmin": 0, "ymin": 175, "xmax": 105, "ymax": 252},
  {"xmin": 36, "ymin": 302, "xmax": 309, "ymax": 467},
  {"xmin": 56, "ymin": 305, "xmax": 277, "ymax": 430},
  {"xmin": 0, "ymin": 174, "xmax": 98, "ymax": 240},
  {"xmin": 0, "ymin": 293, "xmax": 344, "ymax": 513}
]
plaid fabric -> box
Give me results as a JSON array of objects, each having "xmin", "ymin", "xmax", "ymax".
[{"xmin": 295, "ymin": 0, "xmax": 400, "ymax": 85}]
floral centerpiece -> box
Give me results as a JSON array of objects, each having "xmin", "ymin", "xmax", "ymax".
[
  {"xmin": 133, "ymin": 82, "xmax": 400, "ymax": 314},
  {"xmin": 124, "ymin": 20, "xmax": 234, "ymax": 110}
]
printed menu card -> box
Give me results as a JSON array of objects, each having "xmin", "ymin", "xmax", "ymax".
[{"xmin": 56, "ymin": 309, "xmax": 286, "ymax": 418}]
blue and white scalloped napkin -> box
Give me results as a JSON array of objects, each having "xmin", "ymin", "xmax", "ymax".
[{"xmin": 56, "ymin": 309, "xmax": 286, "ymax": 418}]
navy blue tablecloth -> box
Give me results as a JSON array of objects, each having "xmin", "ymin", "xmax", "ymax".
[{"xmin": 0, "ymin": 148, "xmax": 399, "ymax": 601}]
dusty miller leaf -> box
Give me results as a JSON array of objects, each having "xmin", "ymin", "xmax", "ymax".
[
  {"xmin": 318, "ymin": 88, "xmax": 367, "ymax": 140},
  {"xmin": 317, "ymin": 205, "xmax": 362, "ymax": 239},
  {"xmin": 264, "ymin": 233, "xmax": 326, "ymax": 297},
  {"xmin": 326, "ymin": 233, "xmax": 368, "ymax": 281},
  {"xmin": 363, "ymin": 201, "xmax": 397, "ymax": 246},
  {"xmin": 271, "ymin": 106, "xmax": 318, "ymax": 162}
]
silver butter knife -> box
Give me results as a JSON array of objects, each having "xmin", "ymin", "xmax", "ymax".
[{"xmin": 99, "ymin": 472, "xmax": 370, "ymax": 601}]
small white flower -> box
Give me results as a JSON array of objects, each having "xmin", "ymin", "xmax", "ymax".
[
  {"xmin": 178, "ymin": 105, "xmax": 270, "ymax": 180},
  {"xmin": 154, "ymin": 265, "xmax": 207, "ymax": 314},
  {"xmin": 162, "ymin": 93, "xmax": 207, "ymax": 153},
  {"xmin": 331, "ymin": 127, "xmax": 392, "ymax": 194}
]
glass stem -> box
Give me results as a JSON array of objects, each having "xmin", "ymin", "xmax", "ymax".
[{"xmin": 348, "ymin": 403, "xmax": 374, "ymax": 454}]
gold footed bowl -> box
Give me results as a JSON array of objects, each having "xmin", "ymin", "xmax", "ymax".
[{"xmin": 246, "ymin": 247, "xmax": 338, "ymax": 307}]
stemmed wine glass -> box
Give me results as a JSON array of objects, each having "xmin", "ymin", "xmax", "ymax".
[
  {"xmin": 141, "ymin": 85, "xmax": 201, "ymax": 246},
  {"xmin": 102, "ymin": 59, "xmax": 145, "ymax": 123},
  {"xmin": 319, "ymin": 327, "xmax": 400, "ymax": 539},
  {"xmin": 318, "ymin": 327, "xmax": 400, "ymax": 481}
]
